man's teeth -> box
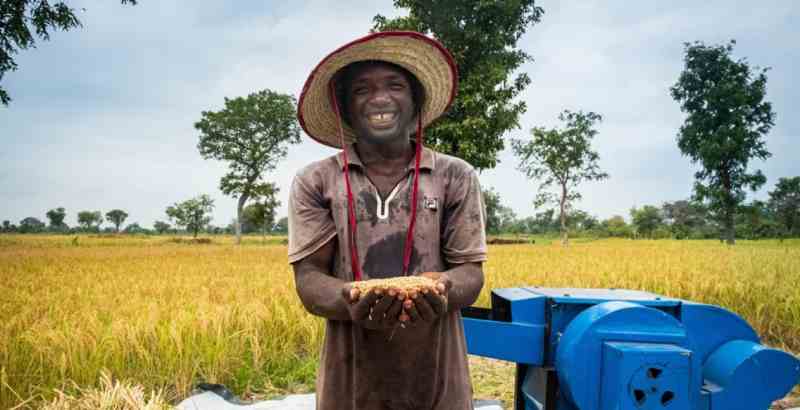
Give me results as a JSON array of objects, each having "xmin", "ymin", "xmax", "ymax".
[{"xmin": 369, "ymin": 113, "xmax": 396, "ymax": 122}]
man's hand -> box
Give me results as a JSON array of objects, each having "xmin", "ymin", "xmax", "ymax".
[
  {"xmin": 401, "ymin": 272, "xmax": 451, "ymax": 326},
  {"xmin": 341, "ymin": 283, "xmax": 405, "ymax": 330}
]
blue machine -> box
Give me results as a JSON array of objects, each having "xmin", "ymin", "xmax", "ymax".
[{"xmin": 462, "ymin": 287, "xmax": 800, "ymax": 410}]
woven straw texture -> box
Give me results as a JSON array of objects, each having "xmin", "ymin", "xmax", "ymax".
[{"xmin": 299, "ymin": 33, "xmax": 456, "ymax": 148}]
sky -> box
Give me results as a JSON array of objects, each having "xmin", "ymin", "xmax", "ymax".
[{"xmin": 1, "ymin": 1, "xmax": 798, "ymax": 229}]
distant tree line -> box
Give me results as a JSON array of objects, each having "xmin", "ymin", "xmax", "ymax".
[
  {"xmin": 483, "ymin": 176, "xmax": 800, "ymax": 240},
  {"xmin": 0, "ymin": 197, "xmax": 289, "ymax": 236}
]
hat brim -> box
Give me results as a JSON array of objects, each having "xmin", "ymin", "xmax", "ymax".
[{"xmin": 298, "ymin": 31, "xmax": 458, "ymax": 148}]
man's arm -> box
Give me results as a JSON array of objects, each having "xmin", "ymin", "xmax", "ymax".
[
  {"xmin": 292, "ymin": 238, "xmax": 406, "ymax": 328},
  {"xmin": 442, "ymin": 261, "xmax": 484, "ymax": 310},
  {"xmin": 292, "ymin": 238, "xmax": 351, "ymax": 321}
]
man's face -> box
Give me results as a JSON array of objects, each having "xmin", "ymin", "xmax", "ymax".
[{"xmin": 344, "ymin": 62, "xmax": 416, "ymax": 145}]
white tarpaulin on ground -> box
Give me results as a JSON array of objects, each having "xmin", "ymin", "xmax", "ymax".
[{"xmin": 176, "ymin": 391, "xmax": 504, "ymax": 410}]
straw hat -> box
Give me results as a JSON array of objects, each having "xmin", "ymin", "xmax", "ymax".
[{"xmin": 298, "ymin": 31, "xmax": 458, "ymax": 148}]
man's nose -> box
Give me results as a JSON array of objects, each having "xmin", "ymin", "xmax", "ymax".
[{"xmin": 369, "ymin": 88, "xmax": 392, "ymax": 106}]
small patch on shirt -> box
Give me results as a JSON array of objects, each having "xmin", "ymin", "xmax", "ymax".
[{"xmin": 423, "ymin": 196, "xmax": 438, "ymax": 211}]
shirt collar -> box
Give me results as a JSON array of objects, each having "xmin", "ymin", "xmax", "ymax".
[{"xmin": 336, "ymin": 143, "xmax": 435, "ymax": 171}]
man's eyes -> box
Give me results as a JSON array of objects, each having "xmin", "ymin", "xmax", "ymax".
[{"xmin": 350, "ymin": 82, "xmax": 406, "ymax": 95}]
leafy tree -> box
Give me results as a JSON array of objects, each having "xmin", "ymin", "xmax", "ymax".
[
  {"xmin": 662, "ymin": 200, "xmax": 709, "ymax": 239},
  {"xmin": 18, "ymin": 216, "xmax": 45, "ymax": 233},
  {"xmin": 241, "ymin": 184, "xmax": 281, "ymax": 237},
  {"xmin": 196, "ymin": 90, "xmax": 300, "ymax": 245},
  {"xmin": 165, "ymin": 195, "xmax": 215, "ymax": 238},
  {"xmin": 153, "ymin": 220, "xmax": 171, "ymax": 235},
  {"xmin": 768, "ymin": 177, "xmax": 800, "ymax": 237},
  {"xmin": 736, "ymin": 200, "xmax": 778, "ymax": 240},
  {"xmin": 566, "ymin": 210, "xmax": 600, "ymax": 234},
  {"xmin": 0, "ymin": 0, "xmax": 136, "ymax": 105},
  {"xmin": 530, "ymin": 209, "xmax": 557, "ymax": 234},
  {"xmin": 516, "ymin": 216, "xmax": 541, "ymax": 235},
  {"xmin": 498, "ymin": 207, "xmax": 518, "ymax": 234},
  {"xmin": 670, "ymin": 40, "xmax": 775, "ymax": 245},
  {"xmin": 77, "ymin": 210, "xmax": 103, "ymax": 231},
  {"xmin": 45, "ymin": 207, "xmax": 68, "ymax": 232},
  {"xmin": 373, "ymin": 0, "xmax": 544, "ymax": 170},
  {"xmin": 482, "ymin": 187, "xmax": 514, "ymax": 235},
  {"xmin": 602, "ymin": 215, "xmax": 632, "ymax": 238},
  {"xmin": 630, "ymin": 205, "xmax": 665, "ymax": 238},
  {"xmin": 482, "ymin": 188, "xmax": 501, "ymax": 235},
  {"xmin": 1, "ymin": 220, "xmax": 13, "ymax": 232},
  {"xmin": 273, "ymin": 216, "xmax": 288, "ymax": 234},
  {"xmin": 512, "ymin": 110, "xmax": 608, "ymax": 245},
  {"xmin": 105, "ymin": 209, "xmax": 129, "ymax": 233},
  {"xmin": 123, "ymin": 222, "xmax": 146, "ymax": 234}
]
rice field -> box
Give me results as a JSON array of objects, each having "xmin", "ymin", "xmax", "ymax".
[{"xmin": 1, "ymin": 234, "xmax": 799, "ymax": 409}]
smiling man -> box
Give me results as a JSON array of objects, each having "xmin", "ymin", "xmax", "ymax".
[{"xmin": 290, "ymin": 32, "xmax": 487, "ymax": 410}]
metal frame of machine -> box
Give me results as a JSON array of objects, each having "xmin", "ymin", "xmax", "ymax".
[{"xmin": 462, "ymin": 287, "xmax": 800, "ymax": 410}]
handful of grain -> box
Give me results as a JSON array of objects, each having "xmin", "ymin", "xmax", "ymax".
[{"xmin": 350, "ymin": 276, "xmax": 437, "ymax": 298}]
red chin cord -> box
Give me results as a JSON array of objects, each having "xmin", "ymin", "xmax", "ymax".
[
  {"xmin": 329, "ymin": 81, "xmax": 422, "ymax": 281},
  {"xmin": 402, "ymin": 116, "xmax": 423, "ymax": 276},
  {"xmin": 330, "ymin": 81, "xmax": 363, "ymax": 281}
]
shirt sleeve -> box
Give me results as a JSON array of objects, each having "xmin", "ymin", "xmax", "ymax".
[
  {"xmin": 288, "ymin": 169, "xmax": 337, "ymax": 264},
  {"xmin": 441, "ymin": 165, "xmax": 488, "ymax": 265}
]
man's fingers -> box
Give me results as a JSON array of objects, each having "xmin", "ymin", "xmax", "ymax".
[
  {"xmin": 424, "ymin": 291, "xmax": 447, "ymax": 316},
  {"xmin": 370, "ymin": 292, "xmax": 395, "ymax": 318},
  {"xmin": 404, "ymin": 299, "xmax": 421, "ymax": 323},
  {"xmin": 352, "ymin": 290, "xmax": 379, "ymax": 320},
  {"xmin": 414, "ymin": 294, "xmax": 436, "ymax": 321},
  {"xmin": 383, "ymin": 298, "xmax": 403, "ymax": 325},
  {"xmin": 399, "ymin": 312, "xmax": 410, "ymax": 323},
  {"xmin": 341, "ymin": 285, "xmax": 353, "ymax": 302}
]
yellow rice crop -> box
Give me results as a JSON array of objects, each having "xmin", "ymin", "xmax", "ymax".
[{"xmin": 1, "ymin": 235, "xmax": 798, "ymax": 409}]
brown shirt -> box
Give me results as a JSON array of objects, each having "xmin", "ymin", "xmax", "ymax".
[{"xmin": 288, "ymin": 144, "xmax": 487, "ymax": 410}]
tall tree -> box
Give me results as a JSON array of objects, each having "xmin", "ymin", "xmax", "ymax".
[
  {"xmin": 602, "ymin": 215, "xmax": 632, "ymax": 238},
  {"xmin": 482, "ymin": 187, "xmax": 515, "ymax": 235},
  {"xmin": 273, "ymin": 216, "xmax": 288, "ymax": 234},
  {"xmin": 165, "ymin": 195, "xmax": 215, "ymax": 238},
  {"xmin": 531, "ymin": 209, "xmax": 557, "ymax": 234},
  {"xmin": 18, "ymin": 216, "xmax": 45, "ymax": 233},
  {"xmin": 1, "ymin": 220, "xmax": 15, "ymax": 233},
  {"xmin": 630, "ymin": 205, "xmax": 665, "ymax": 238},
  {"xmin": 512, "ymin": 110, "xmax": 608, "ymax": 246},
  {"xmin": 735, "ymin": 200, "xmax": 777, "ymax": 240},
  {"xmin": 45, "ymin": 207, "xmax": 67, "ymax": 231},
  {"xmin": 123, "ymin": 222, "xmax": 145, "ymax": 234},
  {"xmin": 153, "ymin": 221, "xmax": 171, "ymax": 235},
  {"xmin": 241, "ymin": 183, "xmax": 281, "ymax": 237},
  {"xmin": 568, "ymin": 209, "xmax": 599, "ymax": 231},
  {"xmin": 105, "ymin": 209, "xmax": 129, "ymax": 233},
  {"xmin": 196, "ymin": 89, "xmax": 300, "ymax": 245},
  {"xmin": 768, "ymin": 177, "xmax": 800, "ymax": 237},
  {"xmin": 373, "ymin": 0, "xmax": 544, "ymax": 170},
  {"xmin": 0, "ymin": 0, "xmax": 136, "ymax": 105},
  {"xmin": 662, "ymin": 200, "xmax": 709, "ymax": 239},
  {"xmin": 670, "ymin": 40, "xmax": 775, "ymax": 245},
  {"xmin": 77, "ymin": 210, "xmax": 103, "ymax": 231}
]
